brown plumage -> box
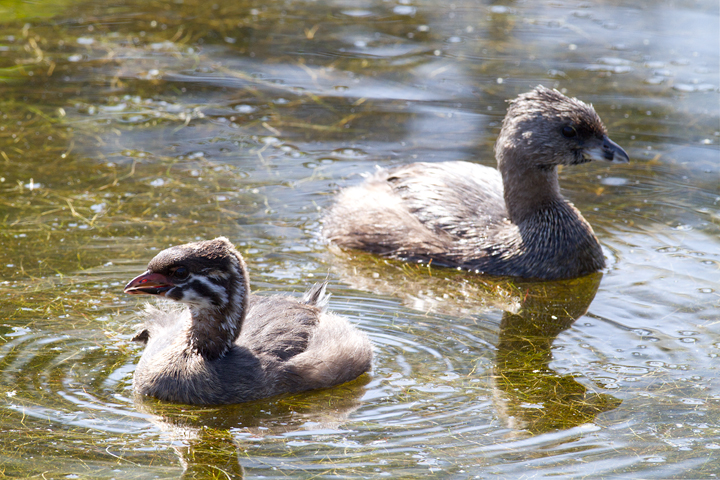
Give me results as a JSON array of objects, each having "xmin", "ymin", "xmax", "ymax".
[
  {"xmin": 323, "ymin": 86, "xmax": 629, "ymax": 280},
  {"xmin": 124, "ymin": 237, "xmax": 372, "ymax": 405}
]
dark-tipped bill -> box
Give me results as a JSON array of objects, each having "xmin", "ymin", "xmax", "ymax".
[
  {"xmin": 585, "ymin": 135, "xmax": 630, "ymax": 164},
  {"xmin": 124, "ymin": 271, "xmax": 173, "ymax": 295},
  {"xmin": 602, "ymin": 135, "xmax": 629, "ymax": 163}
]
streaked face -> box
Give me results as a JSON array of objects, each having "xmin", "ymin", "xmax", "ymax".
[{"xmin": 124, "ymin": 238, "xmax": 237, "ymax": 310}]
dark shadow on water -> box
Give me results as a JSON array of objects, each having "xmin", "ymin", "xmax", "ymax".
[{"xmin": 330, "ymin": 249, "xmax": 621, "ymax": 435}]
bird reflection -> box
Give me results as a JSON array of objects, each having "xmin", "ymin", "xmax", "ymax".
[
  {"xmin": 172, "ymin": 429, "xmax": 245, "ymax": 480},
  {"xmin": 134, "ymin": 376, "xmax": 369, "ymax": 477},
  {"xmin": 492, "ymin": 272, "xmax": 622, "ymax": 434},
  {"xmin": 329, "ymin": 249, "xmax": 621, "ymax": 434}
]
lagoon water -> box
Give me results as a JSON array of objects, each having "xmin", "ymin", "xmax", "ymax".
[{"xmin": 0, "ymin": 0, "xmax": 718, "ymax": 477}]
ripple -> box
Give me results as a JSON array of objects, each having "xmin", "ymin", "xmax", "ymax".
[
  {"xmin": 606, "ymin": 365, "xmax": 651, "ymax": 375},
  {"xmin": 331, "ymin": 147, "xmax": 368, "ymax": 158},
  {"xmin": 586, "ymin": 64, "xmax": 634, "ymax": 73},
  {"xmin": 341, "ymin": 10, "xmax": 375, "ymax": 17},
  {"xmin": 673, "ymin": 83, "xmax": 716, "ymax": 92}
]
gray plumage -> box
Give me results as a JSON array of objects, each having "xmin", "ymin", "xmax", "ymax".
[
  {"xmin": 323, "ymin": 86, "xmax": 629, "ymax": 280},
  {"xmin": 125, "ymin": 237, "xmax": 372, "ymax": 405}
]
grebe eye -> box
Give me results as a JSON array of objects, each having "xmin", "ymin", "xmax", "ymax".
[
  {"xmin": 562, "ymin": 126, "xmax": 577, "ymax": 138},
  {"xmin": 172, "ymin": 266, "xmax": 189, "ymax": 279}
]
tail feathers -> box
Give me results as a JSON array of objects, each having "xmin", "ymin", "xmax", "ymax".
[
  {"xmin": 301, "ymin": 282, "xmax": 331, "ymax": 312},
  {"xmin": 284, "ymin": 312, "xmax": 372, "ymax": 391}
]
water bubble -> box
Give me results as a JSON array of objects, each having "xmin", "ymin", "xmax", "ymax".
[{"xmin": 632, "ymin": 329, "xmax": 653, "ymax": 336}]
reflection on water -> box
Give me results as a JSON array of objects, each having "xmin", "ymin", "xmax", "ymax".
[
  {"xmin": 173, "ymin": 430, "xmax": 247, "ymax": 479},
  {"xmin": 332, "ymin": 252, "xmax": 622, "ymax": 434},
  {"xmin": 0, "ymin": 0, "xmax": 718, "ymax": 478},
  {"xmin": 493, "ymin": 273, "xmax": 622, "ymax": 434},
  {"xmin": 136, "ymin": 380, "xmax": 369, "ymax": 478},
  {"xmin": 135, "ymin": 377, "xmax": 370, "ymax": 433}
]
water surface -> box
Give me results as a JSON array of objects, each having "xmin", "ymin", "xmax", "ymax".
[{"xmin": 0, "ymin": 0, "xmax": 719, "ymax": 478}]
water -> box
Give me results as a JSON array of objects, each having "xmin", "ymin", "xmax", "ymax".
[{"xmin": 0, "ymin": 0, "xmax": 718, "ymax": 477}]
